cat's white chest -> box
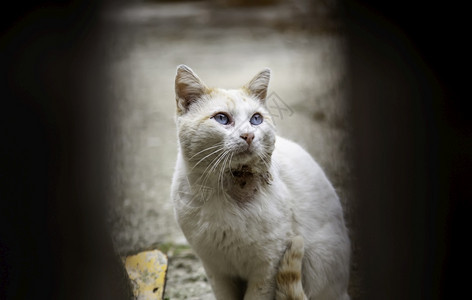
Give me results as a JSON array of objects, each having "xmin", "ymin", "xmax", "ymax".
[{"xmin": 174, "ymin": 180, "xmax": 291, "ymax": 278}]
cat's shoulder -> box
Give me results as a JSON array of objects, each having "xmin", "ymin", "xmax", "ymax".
[
  {"xmin": 274, "ymin": 136, "xmax": 305, "ymax": 151},
  {"xmin": 272, "ymin": 136, "xmax": 327, "ymax": 179}
]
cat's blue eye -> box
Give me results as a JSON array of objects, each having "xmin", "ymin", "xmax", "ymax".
[
  {"xmin": 250, "ymin": 113, "xmax": 263, "ymax": 125},
  {"xmin": 213, "ymin": 113, "xmax": 230, "ymax": 125}
]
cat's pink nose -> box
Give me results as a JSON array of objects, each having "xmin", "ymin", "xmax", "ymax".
[{"xmin": 240, "ymin": 132, "xmax": 255, "ymax": 146}]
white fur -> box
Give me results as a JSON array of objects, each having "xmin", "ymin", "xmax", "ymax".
[{"xmin": 171, "ymin": 66, "xmax": 350, "ymax": 300}]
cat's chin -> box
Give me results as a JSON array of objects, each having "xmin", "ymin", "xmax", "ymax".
[
  {"xmin": 232, "ymin": 151, "xmax": 253, "ymax": 164},
  {"xmin": 231, "ymin": 149, "xmax": 262, "ymax": 167}
]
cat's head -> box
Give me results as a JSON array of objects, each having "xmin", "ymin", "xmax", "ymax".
[{"xmin": 174, "ymin": 65, "xmax": 276, "ymax": 173}]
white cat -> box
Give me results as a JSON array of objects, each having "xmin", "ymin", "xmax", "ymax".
[{"xmin": 171, "ymin": 65, "xmax": 350, "ymax": 300}]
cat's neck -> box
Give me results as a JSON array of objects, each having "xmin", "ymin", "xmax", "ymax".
[
  {"xmin": 226, "ymin": 165, "xmax": 272, "ymax": 204},
  {"xmin": 185, "ymin": 159, "xmax": 270, "ymax": 182},
  {"xmin": 184, "ymin": 158, "xmax": 273, "ymax": 204},
  {"xmin": 228, "ymin": 165, "xmax": 272, "ymax": 188}
]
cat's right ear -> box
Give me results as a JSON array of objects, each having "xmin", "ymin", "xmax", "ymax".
[
  {"xmin": 175, "ymin": 65, "xmax": 208, "ymax": 115},
  {"xmin": 244, "ymin": 68, "xmax": 271, "ymax": 103}
]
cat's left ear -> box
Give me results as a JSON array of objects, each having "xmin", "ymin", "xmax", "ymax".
[
  {"xmin": 175, "ymin": 65, "xmax": 209, "ymax": 115},
  {"xmin": 244, "ymin": 68, "xmax": 271, "ymax": 103}
]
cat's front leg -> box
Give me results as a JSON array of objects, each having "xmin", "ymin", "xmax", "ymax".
[
  {"xmin": 205, "ymin": 268, "xmax": 242, "ymax": 300},
  {"xmin": 243, "ymin": 269, "xmax": 277, "ymax": 300}
]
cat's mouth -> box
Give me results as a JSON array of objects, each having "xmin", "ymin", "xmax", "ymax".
[
  {"xmin": 233, "ymin": 141, "xmax": 255, "ymax": 154},
  {"xmin": 231, "ymin": 148, "xmax": 261, "ymax": 168}
]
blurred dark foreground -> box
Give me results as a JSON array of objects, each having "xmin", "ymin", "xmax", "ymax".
[
  {"xmin": 1, "ymin": 0, "xmax": 469, "ymax": 299},
  {"xmin": 1, "ymin": 0, "xmax": 133, "ymax": 298}
]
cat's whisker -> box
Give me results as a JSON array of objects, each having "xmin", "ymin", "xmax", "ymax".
[
  {"xmin": 189, "ymin": 143, "xmax": 224, "ymax": 160},
  {"xmin": 198, "ymin": 151, "xmax": 224, "ymax": 179},
  {"xmin": 219, "ymin": 151, "xmax": 231, "ymax": 197},
  {"xmin": 208, "ymin": 149, "xmax": 226, "ymax": 198},
  {"xmin": 208, "ymin": 151, "xmax": 227, "ymax": 185},
  {"xmin": 222, "ymin": 150, "xmax": 238, "ymax": 204},
  {"xmin": 228, "ymin": 152, "xmax": 235, "ymax": 177},
  {"xmin": 191, "ymin": 148, "xmax": 224, "ymax": 171},
  {"xmin": 214, "ymin": 150, "xmax": 229, "ymax": 178},
  {"xmin": 257, "ymin": 152, "xmax": 271, "ymax": 170},
  {"xmin": 220, "ymin": 150, "xmax": 233, "ymax": 193},
  {"xmin": 192, "ymin": 147, "xmax": 226, "ymax": 170},
  {"xmin": 256, "ymin": 154, "xmax": 268, "ymax": 170},
  {"xmin": 196, "ymin": 148, "xmax": 230, "ymax": 196},
  {"xmin": 176, "ymin": 188, "xmax": 202, "ymax": 209}
]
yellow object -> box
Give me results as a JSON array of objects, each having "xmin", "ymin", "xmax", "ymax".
[{"xmin": 124, "ymin": 249, "xmax": 168, "ymax": 300}]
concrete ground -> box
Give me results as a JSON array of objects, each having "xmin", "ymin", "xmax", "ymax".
[{"xmin": 105, "ymin": 1, "xmax": 357, "ymax": 299}]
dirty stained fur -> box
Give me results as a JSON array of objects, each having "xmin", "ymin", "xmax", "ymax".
[
  {"xmin": 171, "ymin": 65, "xmax": 350, "ymax": 299},
  {"xmin": 228, "ymin": 165, "xmax": 272, "ymax": 204}
]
